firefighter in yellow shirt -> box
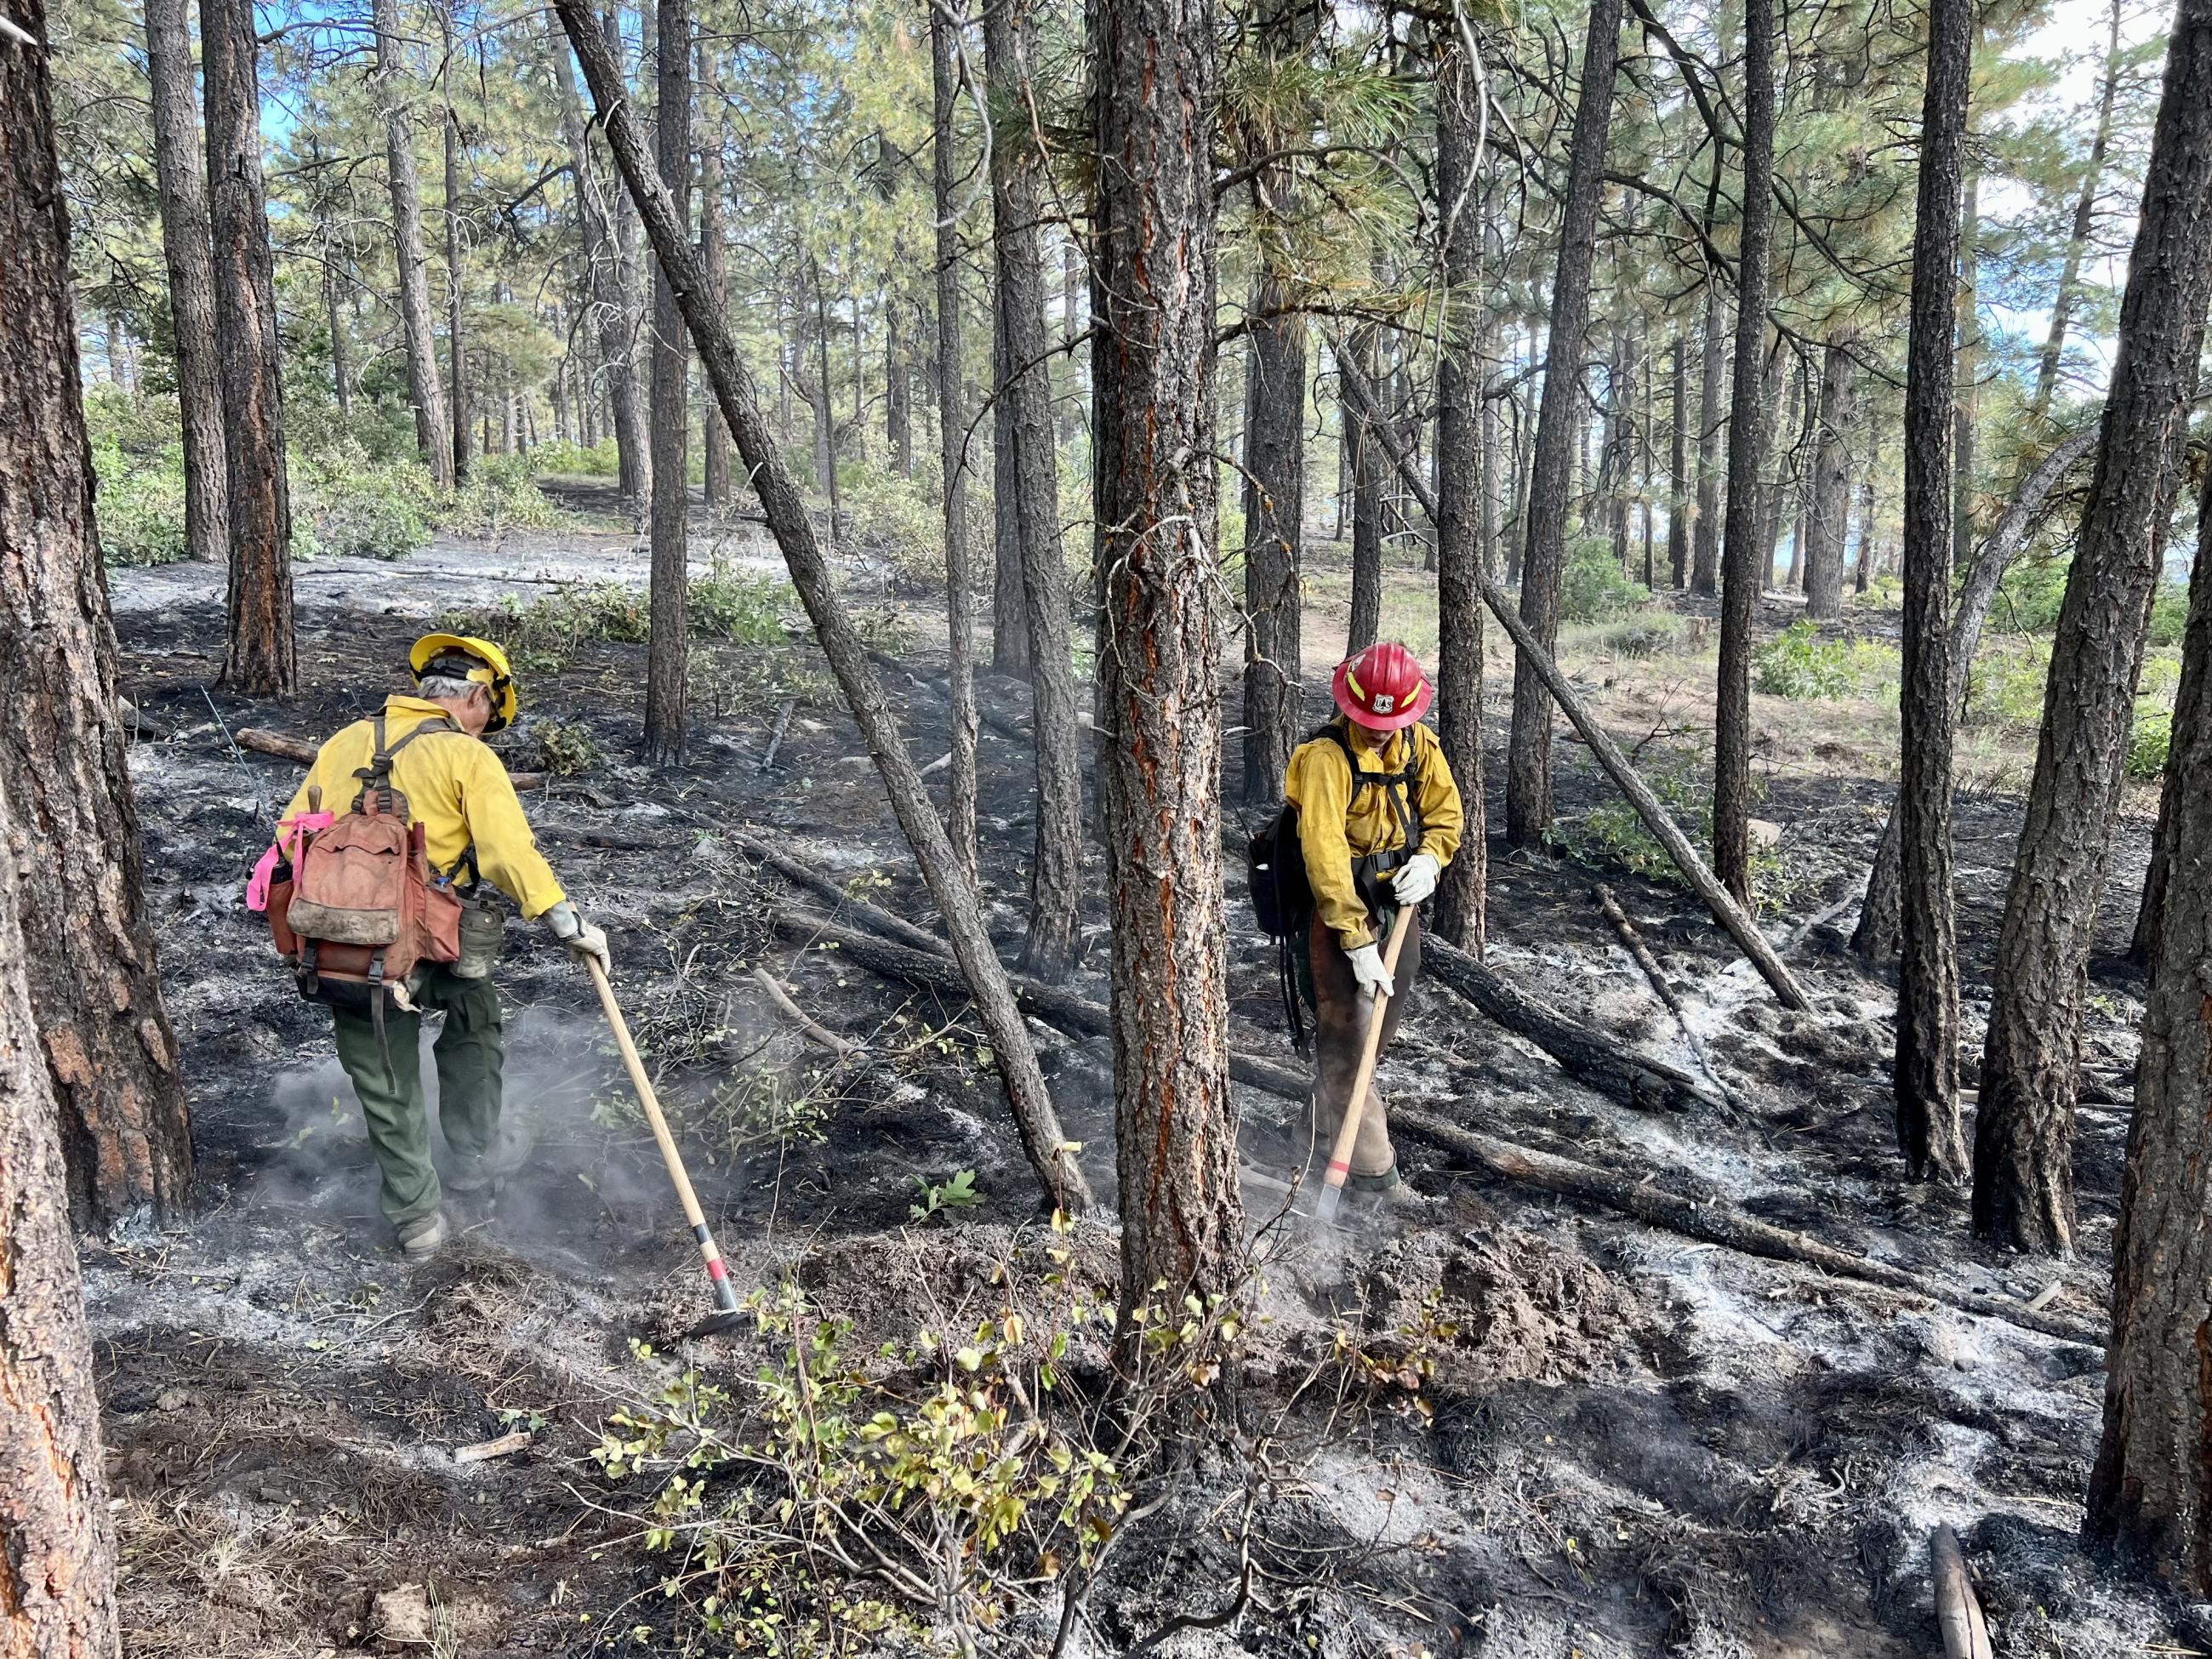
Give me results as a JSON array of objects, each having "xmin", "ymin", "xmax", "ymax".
[
  {"xmin": 277, "ymin": 635, "xmax": 610, "ymax": 1257},
  {"xmin": 1283, "ymin": 641, "xmax": 1464, "ymax": 1211}
]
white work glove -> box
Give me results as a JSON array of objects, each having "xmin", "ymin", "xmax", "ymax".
[
  {"xmin": 1347, "ymin": 942, "xmax": 1395, "ymax": 1000},
  {"xmin": 1392, "ymin": 851, "xmax": 1440, "ymax": 907},
  {"xmin": 544, "ymin": 900, "xmax": 611, "ymax": 974}
]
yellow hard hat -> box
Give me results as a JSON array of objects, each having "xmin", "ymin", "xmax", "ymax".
[{"xmin": 408, "ymin": 633, "xmax": 517, "ymax": 733}]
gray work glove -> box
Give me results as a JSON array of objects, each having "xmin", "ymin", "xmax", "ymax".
[
  {"xmin": 1346, "ymin": 941, "xmax": 1394, "ymax": 1000},
  {"xmin": 544, "ymin": 899, "xmax": 611, "ymax": 974}
]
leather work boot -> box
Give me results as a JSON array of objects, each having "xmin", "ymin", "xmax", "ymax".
[{"xmin": 396, "ymin": 1210, "xmax": 450, "ymax": 1260}]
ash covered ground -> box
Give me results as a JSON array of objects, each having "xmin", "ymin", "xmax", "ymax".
[{"xmin": 86, "ymin": 506, "xmax": 2198, "ymax": 1656}]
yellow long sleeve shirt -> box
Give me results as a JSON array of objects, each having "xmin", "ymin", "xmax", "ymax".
[
  {"xmin": 278, "ymin": 695, "xmax": 567, "ymax": 919},
  {"xmin": 1285, "ymin": 719, "xmax": 1464, "ymax": 949}
]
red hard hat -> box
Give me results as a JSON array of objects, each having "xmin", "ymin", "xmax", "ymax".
[{"xmin": 1331, "ymin": 641, "xmax": 1432, "ymax": 732}]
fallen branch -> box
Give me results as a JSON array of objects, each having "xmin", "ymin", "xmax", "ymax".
[
  {"xmin": 770, "ymin": 909, "xmax": 1314, "ymax": 1103},
  {"xmin": 1392, "ymin": 1108, "xmax": 2107, "ymax": 1348},
  {"xmin": 1930, "ymin": 1524, "xmax": 1994, "ymax": 1659},
  {"xmin": 453, "ymin": 1430, "xmax": 533, "ymax": 1465},
  {"xmin": 730, "ymin": 830, "xmax": 949, "ymax": 955},
  {"xmin": 1421, "ymin": 935, "xmax": 1725, "ymax": 1113},
  {"xmin": 1335, "ymin": 354, "xmax": 1807, "ymax": 1010},
  {"xmin": 236, "ymin": 727, "xmax": 545, "ymax": 791},
  {"xmin": 1593, "ymin": 883, "xmax": 1735, "ymax": 1108},
  {"xmin": 752, "ymin": 966, "xmax": 863, "ymax": 1058},
  {"xmin": 759, "ymin": 697, "xmax": 797, "ymax": 772}
]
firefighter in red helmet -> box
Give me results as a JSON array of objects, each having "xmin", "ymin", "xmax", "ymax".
[{"xmin": 1283, "ymin": 641, "xmax": 1465, "ymax": 1211}]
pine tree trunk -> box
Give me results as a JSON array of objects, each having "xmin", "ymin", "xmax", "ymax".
[
  {"xmin": 202, "ymin": 0, "xmax": 295, "ymax": 693},
  {"xmin": 1711, "ymin": 0, "xmax": 1778, "ymax": 907},
  {"xmin": 1237, "ymin": 0, "xmax": 1315, "ymax": 809},
  {"xmin": 1804, "ymin": 334, "xmax": 1856, "ymax": 619},
  {"xmin": 989, "ymin": 278, "xmax": 1032, "ymax": 677},
  {"xmin": 886, "ymin": 294, "xmax": 912, "ymax": 478},
  {"xmin": 643, "ymin": 0, "xmax": 690, "ymax": 767},
  {"xmin": 373, "ymin": 0, "xmax": 454, "ymax": 487},
  {"xmin": 930, "ymin": 4, "xmax": 980, "ymax": 884},
  {"xmin": 1347, "ymin": 324, "xmax": 1384, "ymax": 656},
  {"xmin": 549, "ymin": 17, "xmax": 646, "ymax": 499},
  {"xmin": 1953, "ymin": 140, "xmax": 1981, "ymax": 574},
  {"xmin": 0, "ymin": 765, "xmax": 119, "ymax": 1658},
  {"xmin": 2033, "ymin": 0, "xmax": 2126, "ymax": 419},
  {"xmin": 1691, "ymin": 272, "xmax": 1727, "ymax": 596},
  {"xmin": 1092, "ymin": 0, "xmax": 1243, "ymax": 1310},
  {"xmin": 1506, "ymin": 0, "xmax": 1621, "ymax": 847},
  {"xmin": 1854, "ymin": 461, "xmax": 1878, "ymax": 592},
  {"xmin": 1431, "ymin": 36, "xmax": 1487, "ymax": 955},
  {"xmin": 143, "ymin": 0, "xmax": 228, "ymax": 567},
  {"xmin": 2089, "ymin": 453, "xmax": 2212, "ymax": 1593},
  {"xmin": 698, "ymin": 71, "xmax": 730, "ymax": 512},
  {"xmin": 1893, "ymin": 0, "xmax": 1973, "ymax": 1183},
  {"xmin": 550, "ymin": 0, "xmax": 1091, "ymax": 1213},
  {"xmin": 984, "ymin": 0, "xmax": 1080, "ymax": 982},
  {"xmin": 1668, "ymin": 332, "xmax": 1688, "ymax": 587},
  {"xmin": 323, "ymin": 230, "xmax": 354, "ymax": 417},
  {"xmin": 1974, "ymin": 0, "xmax": 2212, "ymax": 1252},
  {"xmin": 1, "ymin": 32, "xmax": 193, "ymax": 1234},
  {"xmin": 442, "ymin": 52, "xmax": 472, "ymax": 487}
]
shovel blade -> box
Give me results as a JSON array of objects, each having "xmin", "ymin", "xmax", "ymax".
[{"xmin": 683, "ymin": 1308, "xmax": 748, "ymax": 1339}]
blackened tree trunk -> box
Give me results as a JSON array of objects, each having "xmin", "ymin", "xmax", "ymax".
[
  {"xmin": 1092, "ymin": 0, "xmax": 1243, "ymax": 1311},
  {"xmin": 1505, "ymin": 0, "xmax": 1621, "ymax": 847},
  {"xmin": 1668, "ymin": 331, "xmax": 1688, "ymax": 587},
  {"xmin": 202, "ymin": 0, "xmax": 295, "ymax": 693},
  {"xmin": 143, "ymin": 0, "xmax": 227, "ymax": 567},
  {"xmin": 1691, "ymin": 273, "xmax": 1727, "ymax": 596},
  {"xmin": 930, "ymin": 4, "xmax": 979, "ymax": 881},
  {"xmin": 698, "ymin": 71, "xmax": 730, "ymax": 511},
  {"xmin": 1803, "ymin": 333, "xmax": 1856, "ymax": 619},
  {"xmin": 643, "ymin": 0, "xmax": 690, "ymax": 766},
  {"xmin": 2133, "ymin": 550, "xmax": 2202, "ymax": 971},
  {"xmin": 1238, "ymin": 0, "xmax": 1317, "ymax": 808},
  {"xmin": 1974, "ymin": 0, "xmax": 2212, "ymax": 1252},
  {"xmin": 989, "ymin": 289, "xmax": 1030, "ymax": 676},
  {"xmin": 550, "ymin": 0, "xmax": 1092, "ymax": 1216},
  {"xmin": 1710, "ymin": 0, "xmax": 1778, "ymax": 906},
  {"xmin": 1347, "ymin": 326, "xmax": 1384, "ymax": 656},
  {"xmin": 442, "ymin": 36, "xmax": 471, "ymax": 487},
  {"xmin": 984, "ymin": 0, "xmax": 1080, "ymax": 983},
  {"xmin": 1, "ymin": 27, "xmax": 192, "ymax": 1234},
  {"xmin": 548, "ymin": 17, "xmax": 647, "ymax": 499},
  {"xmin": 1893, "ymin": 0, "xmax": 1974, "ymax": 1183},
  {"xmin": 2034, "ymin": 0, "xmax": 2127, "ymax": 418},
  {"xmin": 373, "ymin": 0, "xmax": 454, "ymax": 488},
  {"xmin": 1431, "ymin": 34, "xmax": 1486, "ymax": 955},
  {"xmin": 2089, "ymin": 451, "xmax": 2212, "ymax": 1593}
]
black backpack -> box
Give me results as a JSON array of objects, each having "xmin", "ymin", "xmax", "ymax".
[{"xmin": 1246, "ymin": 724, "xmax": 1422, "ymax": 1055}]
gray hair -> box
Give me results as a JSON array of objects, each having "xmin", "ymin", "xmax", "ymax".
[{"xmin": 416, "ymin": 672, "xmax": 484, "ymax": 704}]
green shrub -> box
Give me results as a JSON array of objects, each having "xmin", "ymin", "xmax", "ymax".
[
  {"xmin": 447, "ymin": 453, "xmax": 561, "ymax": 535},
  {"xmin": 2148, "ymin": 578, "xmax": 2189, "ymax": 647},
  {"xmin": 1559, "ymin": 534, "xmax": 1650, "ymax": 623},
  {"xmin": 518, "ymin": 717, "xmax": 604, "ymax": 777},
  {"xmin": 1554, "ymin": 755, "xmax": 1796, "ymax": 913},
  {"xmin": 2129, "ymin": 706, "xmax": 2171, "ymax": 779},
  {"xmin": 1589, "ymin": 616, "xmax": 1685, "ymax": 659},
  {"xmin": 293, "ymin": 441, "xmax": 436, "ymax": 561},
  {"xmin": 442, "ymin": 564, "xmax": 795, "ymax": 675},
  {"xmin": 530, "ymin": 437, "xmax": 620, "ymax": 478},
  {"xmin": 86, "ymin": 389, "xmax": 191, "ymax": 565},
  {"xmin": 688, "ymin": 563, "xmax": 792, "ymax": 645},
  {"xmin": 1962, "ymin": 638, "xmax": 2051, "ymax": 729},
  {"xmin": 842, "ymin": 463, "xmax": 944, "ymax": 594},
  {"xmin": 1755, "ymin": 620, "xmax": 1851, "ymax": 698}
]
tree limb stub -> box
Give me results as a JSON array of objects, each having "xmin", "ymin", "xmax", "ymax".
[{"xmin": 1334, "ymin": 350, "xmax": 1810, "ymax": 1009}]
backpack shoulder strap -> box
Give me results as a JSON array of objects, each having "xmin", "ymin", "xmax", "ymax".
[{"xmin": 351, "ymin": 713, "xmax": 457, "ymax": 814}]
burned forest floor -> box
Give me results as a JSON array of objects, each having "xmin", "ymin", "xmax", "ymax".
[{"xmin": 88, "ymin": 493, "xmax": 2198, "ymax": 1658}]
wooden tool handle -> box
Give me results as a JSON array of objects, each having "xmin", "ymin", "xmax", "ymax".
[
  {"xmin": 586, "ymin": 955, "xmax": 707, "ymax": 1232},
  {"xmin": 1315, "ymin": 908, "xmax": 1413, "ymax": 1220}
]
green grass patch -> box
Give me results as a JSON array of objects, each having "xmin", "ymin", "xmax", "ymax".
[{"xmin": 1753, "ymin": 620, "xmax": 1896, "ymax": 699}]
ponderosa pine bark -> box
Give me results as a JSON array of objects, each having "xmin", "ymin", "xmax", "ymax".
[
  {"xmin": 1238, "ymin": 0, "xmax": 1317, "ymax": 808},
  {"xmin": 547, "ymin": 17, "xmax": 647, "ymax": 499},
  {"xmin": 1691, "ymin": 271, "xmax": 1726, "ymax": 596},
  {"xmin": 2134, "ymin": 550, "xmax": 2203, "ymax": 972},
  {"xmin": 1431, "ymin": 32, "xmax": 1487, "ymax": 955},
  {"xmin": 1803, "ymin": 334, "xmax": 1856, "ymax": 619},
  {"xmin": 1, "ymin": 21, "xmax": 192, "ymax": 1234},
  {"xmin": 1668, "ymin": 332, "xmax": 1688, "ymax": 586},
  {"xmin": 142, "ymin": 0, "xmax": 227, "ymax": 567},
  {"xmin": 983, "ymin": 0, "xmax": 1080, "ymax": 983},
  {"xmin": 1953, "ymin": 142, "xmax": 1981, "ymax": 574},
  {"xmin": 1710, "ymin": 0, "xmax": 1778, "ymax": 907},
  {"xmin": 372, "ymin": 0, "xmax": 454, "ymax": 488},
  {"xmin": 1892, "ymin": 0, "xmax": 1973, "ymax": 1183},
  {"xmin": 929, "ymin": 3, "xmax": 980, "ymax": 883},
  {"xmin": 1091, "ymin": 0, "xmax": 1243, "ymax": 1309},
  {"xmin": 1974, "ymin": 0, "xmax": 2212, "ymax": 1252},
  {"xmin": 0, "ymin": 762, "xmax": 119, "ymax": 1658},
  {"xmin": 698, "ymin": 60, "xmax": 730, "ymax": 512},
  {"xmin": 550, "ymin": 0, "xmax": 1091, "ymax": 1215},
  {"xmin": 2088, "ymin": 453, "xmax": 2212, "ymax": 1593},
  {"xmin": 202, "ymin": 0, "xmax": 295, "ymax": 693},
  {"xmin": 642, "ymin": 0, "xmax": 689, "ymax": 767},
  {"xmin": 1346, "ymin": 326, "xmax": 1385, "ymax": 657},
  {"xmin": 2033, "ymin": 0, "xmax": 2127, "ymax": 419},
  {"xmin": 440, "ymin": 13, "xmax": 471, "ymax": 487},
  {"xmin": 1505, "ymin": 0, "xmax": 1621, "ymax": 847}
]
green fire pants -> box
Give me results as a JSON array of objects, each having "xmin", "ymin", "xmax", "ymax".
[{"xmin": 331, "ymin": 966, "xmax": 505, "ymax": 1228}]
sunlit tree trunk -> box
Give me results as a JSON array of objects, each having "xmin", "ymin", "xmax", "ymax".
[
  {"xmin": 1803, "ymin": 334, "xmax": 1857, "ymax": 619},
  {"xmin": 373, "ymin": 0, "xmax": 454, "ymax": 487},
  {"xmin": 929, "ymin": 3, "xmax": 980, "ymax": 883}
]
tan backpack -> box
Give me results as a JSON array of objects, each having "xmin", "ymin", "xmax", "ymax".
[{"xmin": 276, "ymin": 715, "xmax": 464, "ymax": 1025}]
